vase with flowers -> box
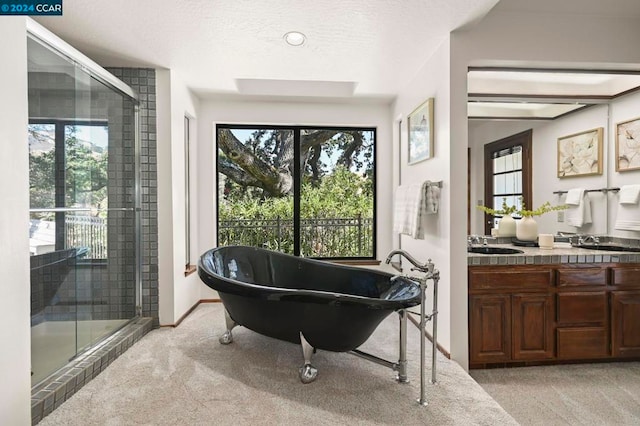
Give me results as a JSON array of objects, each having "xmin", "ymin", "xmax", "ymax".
[
  {"xmin": 478, "ymin": 197, "xmax": 568, "ymax": 241},
  {"xmin": 476, "ymin": 198, "xmax": 518, "ymax": 237},
  {"xmin": 516, "ymin": 198, "xmax": 568, "ymax": 241}
]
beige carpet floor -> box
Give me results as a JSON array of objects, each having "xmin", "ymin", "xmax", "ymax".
[
  {"xmin": 471, "ymin": 362, "xmax": 640, "ymax": 425},
  {"xmin": 40, "ymin": 302, "xmax": 516, "ymax": 425}
]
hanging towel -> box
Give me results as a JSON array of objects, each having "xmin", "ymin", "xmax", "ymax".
[
  {"xmin": 393, "ymin": 181, "xmax": 433, "ymax": 239},
  {"xmin": 565, "ymin": 189, "xmax": 592, "ymax": 228},
  {"xmin": 425, "ymin": 182, "xmax": 441, "ymax": 214},
  {"xmin": 565, "ymin": 188, "xmax": 584, "ymax": 205},
  {"xmin": 619, "ymin": 184, "xmax": 640, "ymax": 205},
  {"xmin": 615, "ymin": 185, "xmax": 640, "ymax": 231}
]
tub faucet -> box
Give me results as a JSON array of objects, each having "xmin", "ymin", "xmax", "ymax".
[{"xmin": 385, "ymin": 249, "xmax": 433, "ymax": 274}]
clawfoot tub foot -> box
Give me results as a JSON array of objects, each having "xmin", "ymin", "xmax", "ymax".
[
  {"xmin": 298, "ymin": 332, "xmax": 318, "ymax": 384},
  {"xmin": 219, "ymin": 308, "xmax": 237, "ymax": 345},
  {"xmin": 299, "ymin": 364, "xmax": 318, "ymax": 384}
]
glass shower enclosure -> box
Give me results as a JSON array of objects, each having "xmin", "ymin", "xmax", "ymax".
[{"xmin": 27, "ymin": 24, "xmax": 140, "ymax": 385}]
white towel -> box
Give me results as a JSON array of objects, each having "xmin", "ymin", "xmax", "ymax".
[
  {"xmin": 393, "ymin": 181, "xmax": 434, "ymax": 239},
  {"xmin": 615, "ymin": 185, "xmax": 640, "ymax": 231},
  {"xmin": 619, "ymin": 185, "xmax": 640, "ymax": 205},
  {"xmin": 565, "ymin": 188, "xmax": 585, "ymax": 205},
  {"xmin": 425, "ymin": 182, "xmax": 440, "ymax": 214},
  {"xmin": 565, "ymin": 190, "xmax": 592, "ymax": 228}
]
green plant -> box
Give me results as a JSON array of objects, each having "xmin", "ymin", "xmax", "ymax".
[
  {"xmin": 476, "ymin": 197, "xmax": 518, "ymax": 216},
  {"xmin": 477, "ymin": 197, "xmax": 568, "ymax": 217},
  {"xmin": 518, "ymin": 197, "xmax": 568, "ymax": 217}
]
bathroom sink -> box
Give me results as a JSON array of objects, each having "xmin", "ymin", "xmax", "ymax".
[
  {"xmin": 467, "ymin": 246, "xmax": 524, "ymax": 255},
  {"xmin": 572, "ymin": 244, "xmax": 640, "ymax": 252}
]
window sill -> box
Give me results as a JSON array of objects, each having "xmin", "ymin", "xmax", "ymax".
[{"xmin": 184, "ymin": 264, "xmax": 197, "ymax": 277}]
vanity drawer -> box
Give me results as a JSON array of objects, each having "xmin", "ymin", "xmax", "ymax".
[
  {"xmin": 557, "ymin": 292, "xmax": 607, "ymax": 325},
  {"xmin": 469, "ymin": 268, "xmax": 552, "ymax": 292},
  {"xmin": 556, "ymin": 268, "xmax": 607, "ymax": 287},
  {"xmin": 611, "ymin": 267, "xmax": 640, "ymax": 288},
  {"xmin": 557, "ymin": 327, "xmax": 609, "ymax": 359}
]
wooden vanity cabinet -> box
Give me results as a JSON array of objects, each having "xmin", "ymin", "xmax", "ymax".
[
  {"xmin": 611, "ymin": 266, "xmax": 640, "ymax": 358},
  {"xmin": 469, "ymin": 263, "xmax": 640, "ymax": 368},
  {"xmin": 469, "ymin": 266, "xmax": 554, "ymax": 366}
]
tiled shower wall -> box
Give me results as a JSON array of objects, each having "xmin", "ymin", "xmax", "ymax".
[{"xmin": 107, "ymin": 68, "xmax": 159, "ymax": 325}]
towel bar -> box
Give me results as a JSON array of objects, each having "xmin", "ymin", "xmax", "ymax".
[{"xmin": 553, "ymin": 187, "xmax": 619, "ymax": 195}]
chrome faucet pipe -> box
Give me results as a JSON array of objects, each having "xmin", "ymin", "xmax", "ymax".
[{"xmin": 385, "ymin": 249, "xmax": 428, "ymax": 272}]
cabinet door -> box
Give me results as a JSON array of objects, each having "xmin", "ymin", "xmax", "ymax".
[
  {"xmin": 611, "ymin": 291, "xmax": 640, "ymax": 357},
  {"xmin": 470, "ymin": 295, "xmax": 511, "ymax": 364},
  {"xmin": 512, "ymin": 293, "xmax": 554, "ymax": 360}
]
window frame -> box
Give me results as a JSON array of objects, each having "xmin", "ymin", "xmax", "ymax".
[
  {"xmin": 215, "ymin": 124, "xmax": 377, "ymax": 260},
  {"xmin": 28, "ymin": 119, "xmax": 109, "ymax": 264},
  {"xmin": 184, "ymin": 115, "xmax": 196, "ymax": 275},
  {"xmin": 483, "ymin": 129, "xmax": 533, "ymax": 236}
]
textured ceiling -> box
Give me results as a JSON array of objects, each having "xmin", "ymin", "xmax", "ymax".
[{"xmin": 34, "ymin": 0, "xmax": 499, "ymax": 100}]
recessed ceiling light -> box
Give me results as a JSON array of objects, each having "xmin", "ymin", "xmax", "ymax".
[{"xmin": 284, "ymin": 31, "xmax": 306, "ymax": 47}]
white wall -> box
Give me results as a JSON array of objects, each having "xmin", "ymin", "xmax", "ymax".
[
  {"xmin": 156, "ymin": 70, "xmax": 174, "ymax": 324},
  {"xmin": 170, "ymin": 72, "xmax": 201, "ymax": 321},
  {"xmin": 391, "ymin": 39, "xmax": 466, "ymax": 366},
  {"xmin": 156, "ymin": 69, "xmax": 202, "ymax": 325},
  {"xmin": 0, "ymin": 17, "xmax": 31, "ymax": 425},
  {"xmin": 196, "ymin": 98, "xmax": 394, "ymax": 299},
  {"xmin": 457, "ymin": 4, "xmax": 640, "ymax": 68}
]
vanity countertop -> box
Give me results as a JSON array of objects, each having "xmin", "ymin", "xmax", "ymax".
[{"xmin": 467, "ymin": 242, "xmax": 640, "ymax": 265}]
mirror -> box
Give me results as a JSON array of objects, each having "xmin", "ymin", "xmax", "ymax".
[{"xmin": 467, "ymin": 68, "xmax": 640, "ymax": 239}]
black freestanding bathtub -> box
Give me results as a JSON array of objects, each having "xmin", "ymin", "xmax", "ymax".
[{"xmin": 198, "ymin": 246, "xmax": 422, "ymax": 383}]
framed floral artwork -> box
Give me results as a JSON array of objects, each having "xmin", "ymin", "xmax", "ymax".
[
  {"xmin": 557, "ymin": 127, "xmax": 603, "ymax": 178},
  {"xmin": 407, "ymin": 98, "xmax": 434, "ymax": 164},
  {"xmin": 616, "ymin": 116, "xmax": 640, "ymax": 172}
]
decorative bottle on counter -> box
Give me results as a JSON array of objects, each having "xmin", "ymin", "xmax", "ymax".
[
  {"xmin": 516, "ymin": 216, "xmax": 538, "ymax": 241},
  {"xmin": 498, "ymin": 214, "xmax": 516, "ymax": 237}
]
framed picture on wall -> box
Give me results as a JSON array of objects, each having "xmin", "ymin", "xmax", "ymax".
[
  {"xmin": 557, "ymin": 127, "xmax": 603, "ymax": 178},
  {"xmin": 407, "ymin": 98, "xmax": 434, "ymax": 164},
  {"xmin": 616, "ymin": 116, "xmax": 640, "ymax": 172}
]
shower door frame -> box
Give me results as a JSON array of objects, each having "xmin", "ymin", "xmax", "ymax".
[{"xmin": 27, "ymin": 18, "xmax": 142, "ymax": 386}]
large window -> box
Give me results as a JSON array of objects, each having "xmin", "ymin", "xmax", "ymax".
[
  {"xmin": 217, "ymin": 125, "xmax": 376, "ymax": 259},
  {"xmin": 29, "ymin": 121, "xmax": 109, "ymax": 260}
]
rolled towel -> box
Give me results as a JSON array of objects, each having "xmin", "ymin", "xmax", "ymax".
[{"xmin": 619, "ymin": 184, "xmax": 640, "ymax": 205}]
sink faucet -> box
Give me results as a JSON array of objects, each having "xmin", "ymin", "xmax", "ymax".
[
  {"xmin": 467, "ymin": 235, "xmax": 481, "ymax": 246},
  {"xmin": 481, "ymin": 236, "xmax": 495, "ymax": 246},
  {"xmin": 385, "ymin": 249, "xmax": 433, "ymax": 274},
  {"xmin": 468, "ymin": 235, "xmax": 494, "ymax": 246},
  {"xmin": 578, "ymin": 235, "xmax": 600, "ymax": 245}
]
